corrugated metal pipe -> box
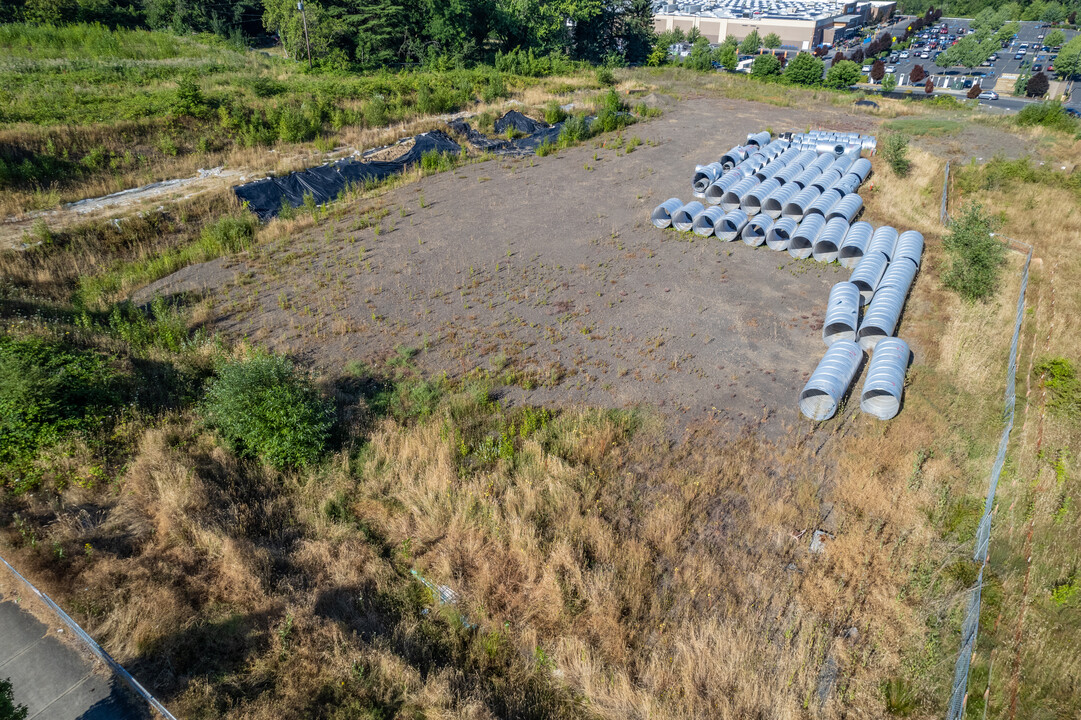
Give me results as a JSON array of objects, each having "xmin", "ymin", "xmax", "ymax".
[
  {"xmin": 823, "ymin": 281, "xmax": 861, "ymax": 345},
  {"xmin": 807, "ymin": 153, "xmax": 836, "ymax": 173},
  {"xmin": 799, "ymin": 339, "xmax": 864, "ymax": 421},
  {"xmin": 693, "ymin": 162, "xmax": 725, "ymax": 195},
  {"xmin": 893, "ymin": 230, "xmax": 924, "ymax": 267},
  {"xmin": 742, "ymin": 214, "xmax": 774, "ymax": 246},
  {"xmin": 671, "ymin": 201, "xmax": 705, "ymax": 232},
  {"xmin": 720, "ymin": 145, "xmax": 750, "ymax": 171},
  {"xmin": 832, "ymin": 173, "xmax": 861, "ymax": 196},
  {"xmin": 880, "ymin": 254, "xmax": 919, "ymax": 296},
  {"xmin": 806, "ymin": 188, "xmax": 843, "ymax": 218},
  {"xmin": 773, "ymin": 163, "xmax": 805, "ymax": 186},
  {"xmin": 691, "ymin": 206, "xmax": 726, "ymax": 237},
  {"xmin": 810, "ymin": 169, "xmax": 843, "ymax": 193},
  {"xmin": 848, "ymin": 157, "xmax": 872, "ymax": 183},
  {"xmin": 860, "ymin": 337, "xmax": 911, "ymax": 420},
  {"xmin": 789, "ymin": 214, "xmax": 826, "ymax": 259},
  {"xmin": 741, "ymin": 178, "xmax": 781, "ymax": 215},
  {"xmin": 716, "ymin": 209, "xmax": 750, "ymax": 241},
  {"xmin": 812, "ymin": 217, "xmax": 851, "ymax": 263},
  {"xmin": 790, "ymin": 165, "xmax": 822, "ymax": 190},
  {"xmin": 857, "ymin": 283, "xmax": 911, "ymax": 351},
  {"xmin": 839, "ymin": 221, "xmax": 874, "ymax": 269},
  {"xmin": 826, "ymin": 193, "xmax": 863, "ymax": 223},
  {"xmin": 830, "ymin": 154, "xmax": 856, "ymax": 175},
  {"xmin": 816, "ymin": 140, "xmax": 847, "ymax": 157},
  {"xmin": 849, "ymin": 250, "xmax": 889, "ymax": 305},
  {"xmin": 766, "ymin": 217, "xmax": 798, "ymax": 251},
  {"xmin": 763, "ymin": 183, "xmax": 801, "ymax": 218},
  {"xmin": 746, "ymin": 131, "xmax": 771, "ymax": 148},
  {"xmin": 867, "ymin": 225, "xmax": 899, "ymax": 260},
  {"xmin": 704, "ymin": 174, "xmax": 741, "ymax": 205},
  {"xmin": 651, "ymin": 198, "xmax": 683, "ymax": 229},
  {"xmin": 782, "ymin": 186, "xmax": 821, "ymax": 221},
  {"xmin": 721, "ymin": 176, "xmax": 759, "ymax": 211}
]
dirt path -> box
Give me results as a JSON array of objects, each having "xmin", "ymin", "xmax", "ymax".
[{"xmin": 138, "ymin": 96, "xmax": 881, "ymax": 429}]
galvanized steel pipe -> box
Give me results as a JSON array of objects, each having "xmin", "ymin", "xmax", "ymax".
[
  {"xmin": 766, "ymin": 217, "xmax": 798, "ymax": 251},
  {"xmin": 704, "ymin": 174, "xmax": 741, "ymax": 205},
  {"xmin": 720, "ymin": 145, "xmax": 749, "ymax": 170},
  {"xmin": 789, "ymin": 214, "xmax": 826, "ymax": 259},
  {"xmin": 806, "ymin": 188, "xmax": 843, "ymax": 218},
  {"xmin": 857, "ymin": 283, "xmax": 910, "ymax": 350},
  {"xmin": 879, "ymin": 255, "xmax": 918, "ymax": 296},
  {"xmin": 763, "ymin": 183, "xmax": 800, "ymax": 218},
  {"xmin": 848, "ymin": 157, "xmax": 872, "ymax": 183},
  {"xmin": 782, "ymin": 186, "xmax": 821, "ymax": 221},
  {"xmin": 746, "ymin": 131, "xmax": 771, "ymax": 148},
  {"xmin": 812, "ymin": 216, "xmax": 850, "ymax": 263},
  {"xmin": 671, "ymin": 201, "xmax": 705, "ymax": 232},
  {"xmin": 866, "ymin": 225, "xmax": 899, "ymax": 261},
  {"xmin": 650, "ymin": 198, "xmax": 683, "ymax": 229},
  {"xmin": 716, "ymin": 209, "xmax": 750, "ymax": 241},
  {"xmin": 742, "ymin": 214, "xmax": 774, "ymax": 246},
  {"xmin": 810, "ymin": 169, "xmax": 843, "ymax": 193},
  {"xmin": 823, "ymin": 281, "xmax": 861, "ymax": 345},
  {"xmin": 799, "ymin": 339, "xmax": 864, "ymax": 421},
  {"xmin": 860, "ymin": 337, "xmax": 911, "ymax": 420},
  {"xmin": 721, "ymin": 176, "xmax": 758, "ymax": 212},
  {"xmin": 826, "ymin": 193, "xmax": 863, "ymax": 223},
  {"xmin": 693, "ymin": 162, "xmax": 725, "ymax": 194},
  {"xmin": 839, "ymin": 221, "xmax": 873, "ymax": 269},
  {"xmin": 741, "ymin": 178, "xmax": 780, "ymax": 215},
  {"xmin": 691, "ymin": 206, "xmax": 726, "ymax": 237},
  {"xmin": 849, "ymin": 250, "xmax": 889, "ymax": 305},
  {"xmin": 893, "ymin": 230, "xmax": 924, "ymax": 268},
  {"xmin": 773, "ymin": 163, "xmax": 805, "ymax": 186}
]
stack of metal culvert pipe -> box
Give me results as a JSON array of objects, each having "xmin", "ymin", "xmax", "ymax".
[
  {"xmin": 860, "ymin": 338, "xmax": 910, "ymax": 420},
  {"xmin": 812, "ymin": 217, "xmax": 850, "ymax": 263},
  {"xmin": 810, "ymin": 169, "xmax": 843, "ymax": 194},
  {"xmin": 893, "ymin": 230, "xmax": 924, "ymax": 267},
  {"xmin": 790, "ymin": 165, "xmax": 821, "ymax": 190},
  {"xmin": 782, "ymin": 186, "xmax": 821, "ymax": 221},
  {"xmin": 848, "ymin": 157, "xmax": 872, "ymax": 183},
  {"xmin": 693, "ymin": 162, "xmax": 725, "ymax": 195},
  {"xmin": 742, "ymin": 214, "xmax": 774, "ymax": 246},
  {"xmin": 721, "ymin": 176, "xmax": 759, "ymax": 211},
  {"xmin": 789, "ymin": 214, "xmax": 826, "ymax": 259},
  {"xmin": 716, "ymin": 209, "xmax": 750, "ymax": 241},
  {"xmin": 867, "ymin": 225, "xmax": 899, "ymax": 260},
  {"xmin": 691, "ymin": 206, "xmax": 726, "ymax": 237},
  {"xmin": 857, "ymin": 283, "xmax": 911, "ymax": 351},
  {"xmin": 806, "ymin": 188, "xmax": 843, "ymax": 218},
  {"xmin": 799, "ymin": 340, "xmax": 864, "ymax": 420},
  {"xmin": 741, "ymin": 178, "xmax": 781, "ymax": 215},
  {"xmin": 766, "ymin": 217, "xmax": 798, "ymax": 251},
  {"xmin": 849, "ymin": 251, "xmax": 889, "ymax": 305},
  {"xmin": 823, "ymin": 282, "xmax": 860, "ymax": 345},
  {"xmin": 651, "ymin": 198, "xmax": 683, "ymax": 228},
  {"xmin": 705, "ymin": 174, "xmax": 741, "ymax": 205},
  {"xmin": 763, "ymin": 183, "xmax": 801, "ymax": 218},
  {"xmin": 671, "ymin": 201, "xmax": 704, "ymax": 231},
  {"xmin": 832, "ymin": 173, "xmax": 861, "ymax": 196},
  {"xmin": 746, "ymin": 130, "xmax": 771, "ymax": 148},
  {"xmin": 826, "ymin": 194, "xmax": 863, "ymax": 223},
  {"xmin": 839, "ymin": 221, "xmax": 873, "ymax": 268},
  {"xmin": 773, "ymin": 163, "xmax": 805, "ymax": 186}
]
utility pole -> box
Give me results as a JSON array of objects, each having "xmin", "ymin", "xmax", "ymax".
[{"xmin": 298, "ymin": 0, "xmax": 312, "ymax": 69}]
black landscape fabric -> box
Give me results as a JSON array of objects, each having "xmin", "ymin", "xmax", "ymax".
[
  {"xmin": 449, "ymin": 111, "xmax": 564, "ymax": 156},
  {"xmin": 493, "ymin": 109, "xmax": 548, "ymax": 135},
  {"xmin": 234, "ymin": 130, "xmax": 461, "ymax": 220}
]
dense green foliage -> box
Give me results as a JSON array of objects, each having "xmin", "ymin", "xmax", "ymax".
[
  {"xmin": 783, "ymin": 52, "xmax": 823, "ymax": 86},
  {"xmin": 942, "ymin": 202, "xmax": 1007, "ymax": 302},
  {"xmin": 824, "ymin": 59, "xmax": 861, "ymax": 89},
  {"xmin": 899, "ymin": 0, "xmax": 1077, "ymax": 23},
  {"xmin": 0, "ymin": 678, "xmax": 28, "ymax": 720},
  {"xmin": 750, "ymin": 53, "xmax": 781, "ymax": 79},
  {"xmin": 201, "ymin": 354, "xmax": 334, "ymax": 469},
  {"xmin": 1034, "ymin": 357, "xmax": 1081, "ymax": 417},
  {"xmin": 882, "ymin": 134, "xmax": 911, "ymax": 176},
  {"xmin": 1016, "ymin": 100, "xmax": 1076, "ymax": 130},
  {"xmin": 1055, "ymin": 35, "xmax": 1081, "ymax": 79}
]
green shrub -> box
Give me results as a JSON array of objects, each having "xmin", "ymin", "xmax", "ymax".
[
  {"xmin": 942, "ymin": 202, "xmax": 1006, "ymax": 302},
  {"xmin": 173, "ymin": 73, "xmax": 207, "ymax": 117},
  {"xmin": 1016, "ymin": 101, "xmax": 1076, "ymax": 132},
  {"xmin": 595, "ymin": 66, "xmax": 616, "ymax": 86},
  {"xmin": 201, "ymin": 354, "xmax": 334, "ymax": 470},
  {"xmin": 1034, "ymin": 357, "xmax": 1081, "ymax": 418},
  {"xmin": 420, "ymin": 150, "xmax": 458, "ymax": 174},
  {"xmin": 558, "ymin": 114, "xmax": 592, "ymax": 144},
  {"xmin": 0, "ymin": 677, "xmax": 28, "ymax": 720},
  {"xmin": 881, "ymin": 133, "xmax": 911, "ymax": 176},
  {"xmin": 544, "ymin": 100, "xmax": 567, "ymax": 124}
]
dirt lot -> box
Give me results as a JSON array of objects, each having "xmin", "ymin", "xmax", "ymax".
[{"xmin": 139, "ymin": 97, "xmax": 881, "ymax": 428}]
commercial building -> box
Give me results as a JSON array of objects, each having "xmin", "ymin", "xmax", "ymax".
[{"xmin": 653, "ymin": 1, "xmax": 897, "ymax": 51}]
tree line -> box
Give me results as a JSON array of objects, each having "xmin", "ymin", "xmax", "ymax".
[{"xmin": 0, "ymin": 0, "xmax": 656, "ymax": 68}]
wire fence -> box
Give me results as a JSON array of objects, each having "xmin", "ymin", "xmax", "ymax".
[
  {"xmin": 942, "ymin": 158, "xmax": 1034, "ymax": 718},
  {"xmin": 0, "ymin": 553, "xmax": 177, "ymax": 719}
]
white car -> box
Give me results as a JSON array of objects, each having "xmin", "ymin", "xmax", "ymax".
[
  {"xmin": 900, "ymin": 50, "xmax": 910, "ymax": 58},
  {"xmin": 861, "ymin": 64, "xmax": 871, "ymax": 72}
]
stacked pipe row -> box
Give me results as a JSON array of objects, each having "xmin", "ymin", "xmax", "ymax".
[{"xmin": 649, "ymin": 129, "xmax": 918, "ymax": 423}]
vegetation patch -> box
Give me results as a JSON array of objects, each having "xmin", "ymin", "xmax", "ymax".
[
  {"xmin": 882, "ymin": 117, "xmax": 963, "ymax": 136},
  {"xmin": 941, "ymin": 202, "xmax": 1007, "ymax": 303}
]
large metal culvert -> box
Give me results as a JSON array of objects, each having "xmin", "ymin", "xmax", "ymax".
[
  {"xmin": 721, "ymin": 176, "xmax": 759, "ymax": 212},
  {"xmin": 766, "ymin": 217, "xmax": 799, "ymax": 251},
  {"xmin": 860, "ymin": 337, "xmax": 911, "ymax": 420},
  {"xmin": 867, "ymin": 225, "xmax": 899, "ymax": 260},
  {"xmin": 831, "ymin": 173, "xmax": 861, "ymax": 196},
  {"xmin": 746, "ymin": 152, "xmax": 769, "ymax": 171},
  {"xmin": 805, "ymin": 188, "xmax": 843, "ymax": 218},
  {"xmin": 838, "ymin": 221, "xmax": 874, "ymax": 269},
  {"xmin": 812, "ymin": 216, "xmax": 850, "ymax": 263},
  {"xmin": 857, "ymin": 283, "xmax": 910, "ymax": 350},
  {"xmin": 693, "ymin": 162, "xmax": 725, "ymax": 195},
  {"xmin": 773, "ymin": 163, "xmax": 805, "ymax": 186},
  {"xmin": 789, "ymin": 214, "xmax": 826, "ymax": 259},
  {"xmin": 799, "ymin": 340, "xmax": 864, "ymax": 421},
  {"xmin": 716, "ymin": 209, "xmax": 750, "ymax": 241},
  {"xmin": 755, "ymin": 162, "xmax": 787, "ymax": 183},
  {"xmin": 823, "ymin": 281, "xmax": 861, "ymax": 345},
  {"xmin": 742, "ymin": 214, "xmax": 774, "ymax": 246},
  {"xmin": 879, "ymin": 255, "xmax": 918, "ymax": 296},
  {"xmin": 849, "ymin": 250, "xmax": 889, "ymax": 305},
  {"xmin": 741, "ymin": 178, "xmax": 780, "ymax": 215},
  {"xmin": 704, "ymin": 173, "xmax": 741, "ymax": 205},
  {"xmin": 794, "ymin": 149, "xmax": 818, "ymax": 168},
  {"xmin": 810, "ymin": 169, "xmax": 843, "ymax": 193},
  {"xmin": 691, "ymin": 206, "xmax": 726, "ymax": 237},
  {"xmin": 790, "ymin": 165, "xmax": 821, "ymax": 190},
  {"xmin": 848, "ymin": 157, "xmax": 872, "ymax": 183},
  {"xmin": 762, "ymin": 140, "xmax": 789, "ymax": 159},
  {"xmin": 782, "ymin": 186, "xmax": 821, "ymax": 222},
  {"xmin": 893, "ymin": 230, "xmax": 924, "ymax": 267},
  {"xmin": 746, "ymin": 130, "xmax": 771, "ymax": 148},
  {"xmin": 775, "ymin": 147, "xmax": 800, "ymax": 166},
  {"xmin": 826, "ymin": 193, "xmax": 863, "ymax": 223},
  {"xmin": 650, "ymin": 198, "xmax": 684, "ymax": 229},
  {"xmin": 807, "ymin": 153, "xmax": 836, "ymax": 173},
  {"xmin": 671, "ymin": 201, "xmax": 705, "ymax": 232},
  {"xmin": 830, "ymin": 154, "xmax": 856, "ymax": 175},
  {"xmin": 815, "ymin": 140, "xmax": 846, "ymax": 157},
  {"xmin": 720, "ymin": 145, "xmax": 749, "ymax": 170},
  {"xmin": 763, "ymin": 183, "xmax": 801, "ymax": 218}
]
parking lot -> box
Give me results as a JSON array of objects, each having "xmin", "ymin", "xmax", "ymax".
[{"xmin": 830, "ymin": 19, "xmax": 1079, "ymax": 110}]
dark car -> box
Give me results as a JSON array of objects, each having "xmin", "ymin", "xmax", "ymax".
[
  {"xmin": 1065, "ymin": 107, "xmax": 1081, "ymax": 118},
  {"xmin": 1033, "ymin": 64, "xmax": 1043, "ymax": 72}
]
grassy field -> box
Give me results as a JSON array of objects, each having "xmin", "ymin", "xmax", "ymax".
[{"xmin": 2, "ymin": 22, "xmax": 1081, "ymax": 720}]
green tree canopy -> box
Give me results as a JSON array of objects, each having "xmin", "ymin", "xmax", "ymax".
[
  {"xmin": 763, "ymin": 32, "xmax": 781, "ymax": 49},
  {"xmin": 824, "ymin": 59, "xmax": 861, "ymax": 89},
  {"xmin": 783, "ymin": 52, "xmax": 823, "ymax": 86},
  {"xmin": 1054, "ymin": 35, "xmax": 1081, "ymax": 79},
  {"xmin": 1046, "ymin": 29, "xmax": 1066, "ymax": 47},
  {"xmin": 717, "ymin": 43, "xmax": 737, "ymax": 71},
  {"xmin": 739, "ymin": 28, "xmax": 760, "ymax": 54},
  {"xmin": 685, "ymin": 36, "xmax": 712, "ymax": 71},
  {"xmin": 750, "ymin": 53, "xmax": 781, "ymax": 79}
]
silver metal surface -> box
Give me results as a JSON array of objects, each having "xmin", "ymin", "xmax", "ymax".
[
  {"xmin": 782, "ymin": 186, "xmax": 821, "ymax": 221},
  {"xmin": 671, "ymin": 200, "xmax": 705, "ymax": 232},
  {"xmin": 894, "ymin": 230, "xmax": 924, "ymax": 267},
  {"xmin": 799, "ymin": 339, "xmax": 864, "ymax": 421},
  {"xmin": 866, "ymin": 225, "xmax": 899, "ymax": 260},
  {"xmin": 849, "ymin": 250, "xmax": 889, "ymax": 305},
  {"xmin": 742, "ymin": 213, "xmax": 774, "ymax": 246},
  {"xmin": 839, "ymin": 221, "xmax": 873, "ymax": 269},
  {"xmin": 826, "ymin": 193, "xmax": 863, "ymax": 223},
  {"xmin": 721, "ymin": 176, "xmax": 758, "ymax": 211},
  {"xmin": 858, "ymin": 283, "xmax": 911, "ymax": 350},
  {"xmin": 860, "ymin": 337, "xmax": 910, "ymax": 420},
  {"xmin": 766, "ymin": 216, "xmax": 798, "ymax": 251},
  {"xmin": 823, "ymin": 281, "xmax": 861, "ymax": 345},
  {"xmin": 789, "ymin": 214, "xmax": 826, "ymax": 259},
  {"xmin": 691, "ymin": 205, "xmax": 726, "ymax": 237},
  {"xmin": 704, "ymin": 173, "xmax": 741, "ymax": 205},
  {"xmin": 741, "ymin": 178, "xmax": 780, "ymax": 215},
  {"xmin": 812, "ymin": 216, "xmax": 850, "ymax": 263},
  {"xmin": 716, "ymin": 209, "xmax": 750, "ymax": 241},
  {"xmin": 650, "ymin": 198, "xmax": 684, "ymax": 229},
  {"xmin": 805, "ymin": 188, "xmax": 843, "ymax": 217}
]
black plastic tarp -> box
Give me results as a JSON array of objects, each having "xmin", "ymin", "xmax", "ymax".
[
  {"xmin": 449, "ymin": 113, "xmax": 565, "ymax": 157},
  {"xmin": 493, "ymin": 110, "xmax": 548, "ymax": 136},
  {"xmin": 235, "ymin": 130, "xmax": 460, "ymax": 221}
]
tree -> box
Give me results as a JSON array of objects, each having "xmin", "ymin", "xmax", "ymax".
[
  {"xmin": 763, "ymin": 32, "xmax": 781, "ymax": 49},
  {"xmin": 833, "ymin": 51, "xmax": 845, "ymax": 66},
  {"xmin": 783, "ymin": 52, "xmax": 824, "ymax": 86},
  {"xmin": 1042, "ymin": 4, "xmax": 1067, "ymax": 24},
  {"xmin": 1027, "ymin": 71, "xmax": 1050, "ymax": 97},
  {"xmin": 718, "ymin": 43, "xmax": 738, "ymax": 71},
  {"xmin": 1070, "ymin": 11, "xmax": 1077, "ymax": 25},
  {"xmin": 1014, "ymin": 73, "xmax": 1029, "ymax": 95},
  {"xmin": 967, "ymin": 82, "xmax": 982, "ymax": 98},
  {"xmin": 824, "ymin": 59, "xmax": 861, "ymax": 89},
  {"xmin": 1046, "ymin": 29, "xmax": 1066, "ymax": 47},
  {"xmin": 685, "ymin": 36, "xmax": 713, "ymax": 71},
  {"xmin": 1055, "ymin": 35, "xmax": 1081, "ymax": 79},
  {"xmin": 882, "ymin": 133, "xmax": 910, "ymax": 176},
  {"xmin": 849, "ymin": 47, "xmax": 864, "ymax": 63},
  {"xmin": 0, "ymin": 678, "xmax": 28, "ymax": 720},
  {"xmin": 750, "ymin": 53, "xmax": 781, "ymax": 79},
  {"xmin": 870, "ymin": 59, "xmax": 885, "ymax": 83},
  {"xmin": 910, "ymin": 64, "xmax": 926, "ymax": 83},
  {"xmin": 925, "ymin": 78, "xmax": 935, "ymax": 93},
  {"xmin": 739, "ymin": 29, "xmax": 761, "ymax": 55},
  {"xmin": 881, "ymin": 73, "xmax": 897, "ymax": 92},
  {"xmin": 942, "ymin": 202, "xmax": 1007, "ymax": 302}
]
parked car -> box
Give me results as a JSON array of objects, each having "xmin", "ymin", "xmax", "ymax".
[
  {"xmin": 861, "ymin": 64, "xmax": 871, "ymax": 72},
  {"xmin": 885, "ymin": 65, "xmax": 896, "ymax": 73},
  {"xmin": 1065, "ymin": 107, "xmax": 1081, "ymax": 118},
  {"xmin": 1033, "ymin": 63, "xmax": 1043, "ymax": 72},
  {"xmin": 977, "ymin": 91, "xmax": 999, "ymax": 100},
  {"xmin": 1015, "ymin": 52, "xmax": 1025, "ymax": 60},
  {"xmin": 899, "ymin": 50, "xmax": 910, "ymax": 58}
]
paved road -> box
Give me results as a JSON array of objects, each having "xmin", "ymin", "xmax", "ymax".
[{"xmin": 0, "ymin": 592, "xmax": 150, "ymax": 720}]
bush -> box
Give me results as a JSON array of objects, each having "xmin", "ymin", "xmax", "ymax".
[
  {"xmin": 595, "ymin": 65, "xmax": 616, "ymax": 86},
  {"xmin": 942, "ymin": 202, "xmax": 1007, "ymax": 302},
  {"xmin": 1016, "ymin": 100, "xmax": 1075, "ymax": 131},
  {"xmin": 824, "ymin": 60, "xmax": 861, "ymax": 89},
  {"xmin": 558, "ymin": 114, "xmax": 592, "ymax": 144},
  {"xmin": 0, "ymin": 678, "xmax": 28, "ymax": 720},
  {"xmin": 1026, "ymin": 71, "xmax": 1050, "ymax": 97},
  {"xmin": 750, "ymin": 54, "xmax": 782, "ymax": 79},
  {"xmin": 201, "ymin": 354, "xmax": 334, "ymax": 470},
  {"xmin": 544, "ymin": 99, "xmax": 567, "ymax": 124},
  {"xmin": 783, "ymin": 52, "xmax": 823, "ymax": 86},
  {"xmin": 1034, "ymin": 357, "xmax": 1081, "ymax": 417},
  {"xmin": 882, "ymin": 133, "xmax": 911, "ymax": 176},
  {"xmin": 174, "ymin": 73, "xmax": 207, "ymax": 117}
]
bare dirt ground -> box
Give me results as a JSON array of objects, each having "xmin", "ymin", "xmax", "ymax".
[{"xmin": 139, "ymin": 96, "xmax": 882, "ymax": 428}]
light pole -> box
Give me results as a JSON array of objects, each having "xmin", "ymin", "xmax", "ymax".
[{"xmin": 298, "ymin": 0, "xmax": 313, "ymax": 69}]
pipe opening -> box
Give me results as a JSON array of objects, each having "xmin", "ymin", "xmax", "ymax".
[
  {"xmin": 856, "ymin": 326, "xmax": 888, "ymax": 351},
  {"xmin": 812, "ymin": 239, "xmax": 840, "ymax": 263},
  {"xmin": 860, "ymin": 390, "xmax": 900, "ymax": 419},
  {"xmin": 823, "ymin": 321, "xmax": 856, "ymax": 344},
  {"xmin": 799, "ymin": 390, "xmax": 837, "ymax": 421}
]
